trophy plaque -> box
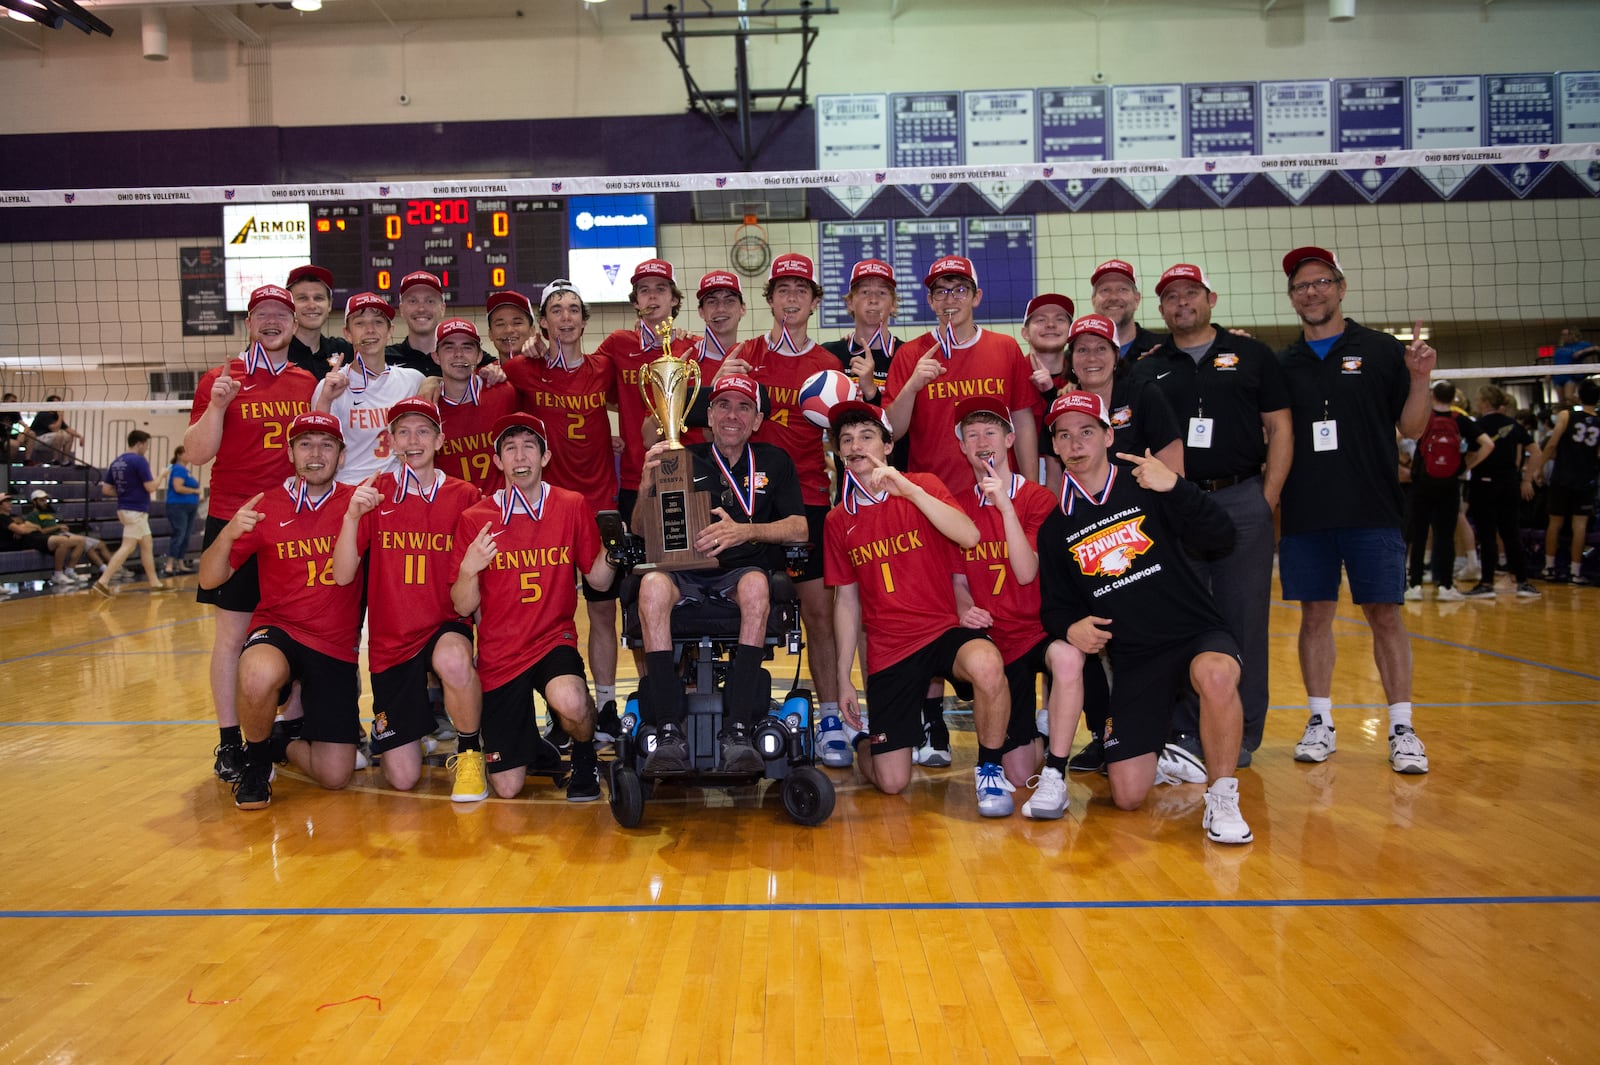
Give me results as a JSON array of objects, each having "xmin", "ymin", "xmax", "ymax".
[{"xmin": 636, "ymin": 317, "xmax": 718, "ymax": 570}]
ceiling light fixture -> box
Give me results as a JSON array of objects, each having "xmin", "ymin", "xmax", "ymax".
[{"xmin": 291, "ymin": 0, "xmax": 324, "ymax": 12}]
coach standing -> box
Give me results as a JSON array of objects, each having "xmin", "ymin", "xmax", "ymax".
[
  {"xmin": 1275, "ymin": 247, "xmax": 1435, "ymax": 775},
  {"xmin": 1131, "ymin": 263, "xmax": 1292, "ymax": 768}
]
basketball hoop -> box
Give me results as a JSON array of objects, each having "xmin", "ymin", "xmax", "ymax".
[{"xmin": 731, "ymin": 214, "xmax": 771, "ymax": 277}]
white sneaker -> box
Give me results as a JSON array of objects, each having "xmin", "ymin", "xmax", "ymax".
[
  {"xmin": 1435, "ymin": 585, "xmax": 1465, "ymax": 602},
  {"xmin": 1035, "ymin": 707, "xmax": 1050, "ymax": 738},
  {"xmin": 816, "ymin": 715, "xmax": 853, "ymax": 768},
  {"xmin": 1404, "ymin": 584, "xmax": 1423, "ymax": 601},
  {"xmin": 51, "ymin": 571, "xmax": 76, "ymax": 587},
  {"xmin": 913, "ymin": 741, "xmax": 952, "ymax": 768},
  {"xmin": 1157, "ymin": 742, "xmax": 1207, "ymax": 784},
  {"xmin": 1389, "ymin": 724, "xmax": 1430, "ymax": 774},
  {"xmin": 974, "ymin": 763, "xmax": 1015, "ymax": 818},
  {"xmin": 1456, "ymin": 558, "xmax": 1481, "ymax": 584},
  {"xmin": 1203, "ymin": 777, "xmax": 1253, "ymax": 844},
  {"xmin": 1293, "ymin": 715, "xmax": 1337, "ymax": 762},
  {"xmin": 1022, "ymin": 767, "xmax": 1068, "ymax": 820}
]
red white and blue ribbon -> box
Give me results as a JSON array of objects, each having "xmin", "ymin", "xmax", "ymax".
[
  {"xmin": 711, "ymin": 445, "xmax": 757, "ymax": 518},
  {"xmin": 977, "ymin": 469, "xmax": 1023, "ymax": 507},
  {"xmin": 841, "ymin": 469, "xmax": 889, "ymax": 515},
  {"xmin": 769, "ymin": 324, "xmax": 799, "ymax": 355},
  {"xmin": 393, "ymin": 465, "xmax": 440, "ymax": 504},
  {"xmin": 848, "ymin": 326, "xmax": 893, "ymax": 365},
  {"xmin": 348, "ymin": 353, "xmax": 386, "ymax": 395},
  {"xmin": 498, "ymin": 482, "xmax": 548, "ymax": 524},
  {"xmin": 700, "ymin": 330, "xmax": 730, "ymax": 362},
  {"xmin": 639, "ymin": 321, "xmax": 661, "ymax": 351},
  {"xmin": 288, "ymin": 476, "xmax": 335, "ymax": 513},
  {"xmin": 243, "ymin": 341, "xmax": 286, "ymax": 376},
  {"xmin": 931, "ymin": 321, "xmax": 957, "ymax": 360},
  {"xmin": 547, "ymin": 337, "xmax": 569, "ymax": 371},
  {"xmin": 439, "ymin": 375, "xmax": 482, "ymax": 407},
  {"xmin": 1061, "ymin": 465, "xmax": 1116, "ymax": 516}
]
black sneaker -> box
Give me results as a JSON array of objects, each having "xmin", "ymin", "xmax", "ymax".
[
  {"xmin": 232, "ymin": 760, "xmax": 272, "ymax": 810},
  {"xmin": 1067, "ymin": 736, "xmax": 1105, "ymax": 773},
  {"xmin": 642, "ymin": 722, "xmax": 692, "ymax": 775},
  {"xmin": 1236, "ymin": 747, "xmax": 1254, "ymax": 769},
  {"xmin": 566, "ymin": 761, "xmax": 601, "ymax": 803},
  {"xmin": 1462, "ymin": 581, "xmax": 1497, "ymax": 598},
  {"xmin": 267, "ymin": 720, "xmax": 292, "ymax": 764},
  {"xmin": 1543, "ymin": 567, "xmax": 1570, "ymax": 584},
  {"xmin": 213, "ymin": 741, "xmax": 243, "ymax": 783},
  {"xmin": 718, "ymin": 723, "xmax": 764, "ymax": 774},
  {"xmin": 595, "ymin": 700, "xmax": 623, "ymax": 743}
]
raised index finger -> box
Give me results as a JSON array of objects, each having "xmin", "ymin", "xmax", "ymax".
[{"xmin": 1113, "ymin": 451, "xmax": 1147, "ymax": 466}]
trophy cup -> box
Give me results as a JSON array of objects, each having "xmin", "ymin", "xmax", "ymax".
[{"xmin": 636, "ymin": 317, "xmax": 718, "ymax": 570}]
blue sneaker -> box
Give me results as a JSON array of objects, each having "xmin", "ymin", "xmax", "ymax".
[
  {"xmin": 974, "ymin": 762, "xmax": 1015, "ymax": 818},
  {"xmin": 817, "ymin": 715, "xmax": 853, "ymax": 768}
]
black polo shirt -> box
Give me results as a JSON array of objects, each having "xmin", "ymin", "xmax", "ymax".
[
  {"xmin": 1100, "ymin": 375, "xmax": 1181, "ymax": 469},
  {"xmin": 1469, "ymin": 411, "xmax": 1533, "ymax": 486},
  {"xmin": 1277, "ymin": 318, "xmax": 1411, "ymax": 536},
  {"xmin": 385, "ymin": 338, "xmax": 443, "ymax": 377},
  {"xmin": 687, "ymin": 440, "xmax": 804, "ymax": 571},
  {"xmin": 1129, "ymin": 326, "xmax": 1289, "ymax": 483},
  {"xmin": 1120, "ymin": 323, "xmax": 1164, "ymax": 361},
  {"xmin": 286, "ymin": 334, "xmax": 353, "ymax": 381}
]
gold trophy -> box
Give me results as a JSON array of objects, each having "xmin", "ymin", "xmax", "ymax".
[{"xmin": 636, "ymin": 317, "xmax": 717, "ymax": 569}]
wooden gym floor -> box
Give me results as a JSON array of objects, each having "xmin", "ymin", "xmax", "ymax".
[{"xmin": 0, "ymin": 576, "xmax": 1596, "ymax": 1064}]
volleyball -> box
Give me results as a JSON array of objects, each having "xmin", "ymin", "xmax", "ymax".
[{"xmin": 798, "ymin": 369, "xmax": 859, "ymax": 428}]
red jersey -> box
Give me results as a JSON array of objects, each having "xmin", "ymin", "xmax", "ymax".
[
  {"xmin": 595, "ymin": 324, "xmax": 701, "ymax": 493},
  {"xmin": 228, "ymin": 478, "xmax": 362, "ymax": 661},
  {"xmin": 190, "ymin": 357, "xmax": 317, "ymax": 521},
  {"xmin": 956, "ymin": 475, "xmax": 1055, "ymax": 663},
  {"xmin": 354, "ymin": 468, "xmax": 481, "ymax": 673},
  {"xmin": 738, "ymin": 337, "xmax": 844, "ymax": 507},
  {"xmin": 448, "ymin": 483, "xmax": 602, "ymax": 691},
  {"xmin": 504, "ymin": 354, "xmax": 619, "ymax": 513},
  {"xmin": 885, "ymin": 328, "xmax": 1037, "ymax": 496},
  {"xmin": 437, "ymin": 378, "xmax": 523, "ymax": 494},
  {"xmin": 823, "ymin": 472, "xmax": 963, "ymax": 673}
]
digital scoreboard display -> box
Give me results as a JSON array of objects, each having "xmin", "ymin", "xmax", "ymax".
[{"xmin": 305, "ymin": 198, "xmax": 567, "ymax": 307}]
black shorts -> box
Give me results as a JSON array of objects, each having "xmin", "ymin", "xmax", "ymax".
[
  {"xmin": 241, "ymin": 625, "xmax": 360, "ymax": 744},
  {"xmin": 480, "ymin": 645, "xmax": 587, "ymax": 774},
  {"xmin": 665, "ymin": 564, "xmax": 768, "ymax": 604},
  {"xmin": 794, "ymin": 504, "xmax": 828, "ymax": 583},
  {"xmin": 196, "ymin": 513, "xmax": 261, "ymax": 613},
  {"xmin": 369, "ymin": 621, "xmax": 473, "ymax": 754},
  {"xmin": 1001, "ymin": 637, "xmax": 1055, "ymax": 752},
  {"xmin": 1102, "ymin": 630, "xmax": 1240, "ymax": 764},
  {"xmin": 864, "ymin": 628, "xmax": 993, "ymax": 756},
  {"xmin": 1547, "ymin": 482, "xmax": 1598, "ymax": 519}
]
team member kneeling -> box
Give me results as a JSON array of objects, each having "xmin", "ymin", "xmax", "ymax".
[
  {"xmin": 1037, "ymin": 391, "xmax": 1253, "ymax": 843},
  {"xmin": 448, "ymin": 413, "xmax": 617, "ymax": 802},
  {"xmin": 200, "ymin": 412, "xmax": 363, "ymax": 810},
  {"xmin": 332, "ymin": 397, "xmax": 487, "ymax": 802}
]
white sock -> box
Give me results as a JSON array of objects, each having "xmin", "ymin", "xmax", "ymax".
[
  {"xmin": 1387, "ymin": 702, "xmax": 1413, "ymax": 736},
  {"xmin": 1308, "ymin": 696, "xmax": 1334, "ymax": 729},
  {"xmin": 820, "ymin": 700, "xmax": 839, "ymax": 721},
  {"xmin": 1545, "ymin": 555, "xmax": 1556, "ymax": 570},
  {"xmin": 595, "ymin": 684, "xmax": 616, "ymax": 710}
]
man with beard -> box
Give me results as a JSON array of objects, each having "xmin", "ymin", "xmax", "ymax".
[{"xmin": 1088, "ymin": 259, "xmax": 1163, "ymax": 360}]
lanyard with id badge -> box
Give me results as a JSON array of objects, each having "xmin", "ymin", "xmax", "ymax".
[
  {"xmin": 1188, "ymin": 396, "xmax": 1213, "ymax": 449},
  {"xmin": 1313, "ymin": 399, "xmax": 1338, "ymax": 452}
]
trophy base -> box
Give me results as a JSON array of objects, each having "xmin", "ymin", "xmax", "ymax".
[{"xmin": 637, "ymin": 456, "xmax": 718, "ymax": 572}]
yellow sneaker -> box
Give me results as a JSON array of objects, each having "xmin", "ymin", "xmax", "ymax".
[{"xmin": 448, "ymin": 749, "xmax": 489, "ymax": 803}]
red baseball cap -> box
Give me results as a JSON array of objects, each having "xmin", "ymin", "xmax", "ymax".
[
  {"xmin": 850, "ymin": 259, "xmax": 896, "ymax": 288},
  {"xmin": 435, "ymin": 317, "xmax": 479, "ymax": 345},
  {"xmin": 1281, "ymin": 245, "xmax": 1342, "ymax": 277},
  {"xmin": 953, "ymin": 395, "xmax": 1013, "ymax": 434},
  {"xmin": 770, "ymin": 253, "xmax": 817, "ymax": 284},
  {"xmin": 1066, "ymin": 314, "xmax": 1117, "ymax": 349},
  {"xmin": 247, "ymin": 285, "xmax": 294, "ymax": 314},
  {"xmin": 828, "ymin": 399, "xmax": 893, "ymax": 437},
  {"xmin": 486, "ymin": 291, "xmax": 533, "ymax": 319},
  {"xmin": 630, "ymin": 259, "xmax": 675, "ymax": 286},
  {"xmin": 399, "ymin": 270, "xmax": 443, "ymax": 296},
  {"xmin": 344, "ymin": 292, "xmax": 395, "ymax": 321},
  {"xmin": 287, "ymin": 411, "xmax": 345, "ymax": 444},
  {"xmin": 491, "ymin": 412, "xmax": 549, "ymax": 452},
  {"xmin": 1045, "ymin": 390, "xmax": 1111, "ymax": 430},
  {"xmin": 1090, "ymin": 259, "xmax": 1136, "ymax": 287},
  {"xmin": 710, "ymin": 373, "xmax": 763, "ymax": 407},
  {"xmin": 1154, "ymin": 263, "xmax": 1210, "ymax": 297},
  {"xmin": 387, "ymin": 396, "xmax": 441, "ymax": 431},
  {"xmin": 285, "ymin": 264, "xmax": 334, "ymax": 291},
  {"xmin": 924, "ymin": 255, "xmax": 978, "ymax": 288},
  {"xmin": 697, "ymin": 271, "xmax": 742, "ymax": 301},
  {"xmin": 1024, "ymin": 293, "xmax": 1075, "ymax": 322}
]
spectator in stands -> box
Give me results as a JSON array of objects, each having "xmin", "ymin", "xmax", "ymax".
[
  {"xmin": 1404, "ymin": 381, "xmax": 1494, "ymax": 602},
  {"xmin": 92, "ymin": 429, "xmax": 165, "ymax": 596},
  {"xmin": 2, "ymin": 393, "xmax": 23, "ymax": 462},
  {"xmin": 1462, "ymin": 385, "xmax": 1542, "ymax": 599},
  {"xmin": 1, "ymin": 491, "xmax": 87, "ymax": 586},
  {"xmin": 25, "ymin": 397, "xmax": 83, "ymax": 465},
  {"xmin": 24, "ymin": 488, "xmax": 110, "ymax": 580},
  {"xmin": 164, "ymin": 445, "xmax": 202, "ymax": 577}
]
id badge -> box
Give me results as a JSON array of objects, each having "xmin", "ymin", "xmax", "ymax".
[
  {"xmin": 1187, "ymin": 417, "xmax": 1214, "ymax": 448},
  {"xmin": 1313, "ymin": 419, "xmax": 1339, "ymax": 452}
]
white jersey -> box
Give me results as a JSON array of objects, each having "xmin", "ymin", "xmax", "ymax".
[{"xmin": 311, "ymin": 363, "xmax": 426, "ymax": 484}]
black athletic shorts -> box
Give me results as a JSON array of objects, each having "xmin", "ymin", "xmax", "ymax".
[
  {"xmin": 1001, "ymin": 636, "xmax": 1055, "ymax": 753},
  {"xmin": 1547, "ymin": 482, "xmax": 1598, "ymax": 519},
  {"xmin": 241, "ymin": 625, "xmax": 360, "ymax": 744},
  {"xmin": 480, "ymin": 645, "xmax": 587, "ymax": 774},
  {"xmin": 864, "ymin": 627, "xmax": 993, "ymax": 756},
  {"xmin": 196, "ymin": 513, "xmax": 261, "ymax": 613},
  {"xmin": 369, "ymin": 621, "xmax": 473, "ymax": 754},
  {"xmin": 1102, "ymin": 630, "xmax": 1240, "ymax": 764}
]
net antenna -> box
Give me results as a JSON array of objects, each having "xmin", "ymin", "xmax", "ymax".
[{"xmin": 635, "ymin": 0, "xmax": 838, "ymax": 170}]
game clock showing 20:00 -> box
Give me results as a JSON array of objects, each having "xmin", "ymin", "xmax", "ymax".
[{"xmin": 308, "ymin": 198, "xmax": 567, "ymax": 306}]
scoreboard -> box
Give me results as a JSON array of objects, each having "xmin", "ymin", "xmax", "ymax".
[{"xmin": 307, "ymin": 198, "xmax": 567, "ymax": 307}]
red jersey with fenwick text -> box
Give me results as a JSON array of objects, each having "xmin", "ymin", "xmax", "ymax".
[
  {"xmin": 956, "ymin": 475, "xmax": 1056, "ymax": 663},
  {"xmin": 436, "ymin": 378, "xmax": 523, "ymax": 494},
  {"xmin": 823, "ymin": 472, "xmax": 964, "ymax": 673},
  {"xmin": 353, "ymin": 467, "xmax": 481, "ymax": 672},
  {"xmin": 448, "ymin": 483, "xmax": 602, "ymax": 691},
  {"xmin": 737, "ymin": 336, "xmax": 844, "ymax": 506},
  {"xmin": 504, "ymin": 353, "xmax": 619, "ymax": 513},
  {"xmin": 596, "ymin": 323, "xmax": 701, "ymax": 493},
  {"xmin": 189, "ymin": 355, "xmax": 317, "ymax": 520},
  {"xmin": 228, "ymin": 478, "xmax": 361, "ymax": 661}
]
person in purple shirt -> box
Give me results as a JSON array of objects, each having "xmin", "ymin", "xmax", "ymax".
[{"xmin": 92, "ymin": 430, "xmax": 165, "ymax": 597}]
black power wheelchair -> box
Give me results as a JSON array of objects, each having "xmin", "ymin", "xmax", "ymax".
[{"xmin": 595, "ymin": 511, "xmax": 836, "ymax": 828}]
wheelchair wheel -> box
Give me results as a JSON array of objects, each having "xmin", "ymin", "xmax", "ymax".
[
  {"xmin": 780, "ymin": 766, "xmax": 834, "ymax": 826},
  {"xmin": 609, "ymin": 765, "xmax": 645, "ymax": 828}
]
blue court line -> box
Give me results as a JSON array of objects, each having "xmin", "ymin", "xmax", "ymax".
[
  {"xmin": 0, "ymin": 615, "xmax": 208, "ymax": 668},
  {"xmin": 1405, "ymin": 630, "xmax": 1600, "ymax": 684},
  {"xmin": 3, "ymin": 894, "xmax": 1596, "ymax": 920}
]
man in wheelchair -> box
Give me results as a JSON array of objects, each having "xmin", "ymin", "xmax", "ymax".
[{"xmin": 631, "ymin": 374, "xmax": 807, "ymax": 775}]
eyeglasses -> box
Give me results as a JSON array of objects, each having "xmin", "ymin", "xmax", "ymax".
[
  {"xmin": 1289, "ymin": 277, "xmax": 1340, "ymax": 296},
  {"xmin": 931, "ymin": 285, "xmax": 973, "ymax": 301}
]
